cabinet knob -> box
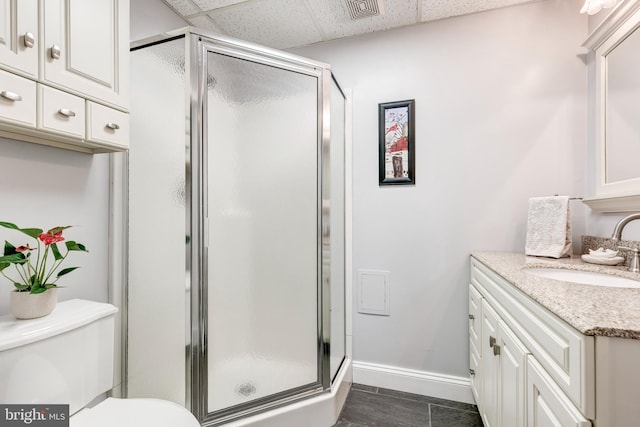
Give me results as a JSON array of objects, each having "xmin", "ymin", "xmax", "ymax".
[
  {"xmin": 489, "ymin": 336, "xmax": 496, "ymax": 348},
  {"xmin": 0, "ymin": 91, "xmax": 22, "ymax": 102},
  {"xmin": 57, "ymin": 108, "xmax": 76, "ymax": 118},
  {"xmin": 50, "ymin": 44, "xmax": 61, "ymax": 60},
  {"xmin": 23, "ymin": 32, "xmax": 35, "ymax": 48},
  {"xmin": 493, "ymin": 344, "xmax": 501, "ymax": 356},
  {"xmin": 106, "ymin": 122, "xmax": 120, "ymax": 130},
  {"xmin": 468, "ymin": 314, "xmax": 474, "ymax": 320},
  {"xmin": 469, "ymin": 369, "xmax": 475, "ymax": 376}
]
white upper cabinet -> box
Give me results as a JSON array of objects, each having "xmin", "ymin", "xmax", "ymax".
[
  {"xmin": 0, "ymin": 0, "xmax": 38, "ymax": 78},
  {"xmin": 0, "ymin": 0, "xmax": 129, "ymax": 152},
  {"xmin": 41, "ymin": 0, "xmax": 129, "ymax": 110}
]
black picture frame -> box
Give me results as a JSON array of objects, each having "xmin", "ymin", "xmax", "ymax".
[{"xmin": 378, "ymin": 99, "xmax": 415, "ymax": 185}]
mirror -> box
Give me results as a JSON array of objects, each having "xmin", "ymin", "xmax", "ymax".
[{"xmin": 583, "ymin": 0, "xmax": 640, "ymax": 211}]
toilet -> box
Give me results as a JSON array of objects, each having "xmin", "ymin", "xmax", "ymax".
[{"xmin": 0, "ymin": 299, "xmax": 199, "ymax": 427}]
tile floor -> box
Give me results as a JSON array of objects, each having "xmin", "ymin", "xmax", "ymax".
[{"xmin": 333, "ymin": 384, "xmax": 484, "ymax": 427}]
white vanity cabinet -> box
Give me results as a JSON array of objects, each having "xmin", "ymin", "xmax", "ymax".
[
  {"xmin": 469, "ymin": 257, "xmax": 593, "ymax": 427},
  {"xmin": 0, "ymin": 0, "xmax": 129, "ymax": 153}
]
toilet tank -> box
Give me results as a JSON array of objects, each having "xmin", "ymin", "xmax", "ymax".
[{"xmin": 0, "ymin": 299, "xmax": 118, "ymax": 414}]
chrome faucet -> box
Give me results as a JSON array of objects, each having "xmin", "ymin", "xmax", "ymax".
[
  {"xmin": 611, "ymin": 213, "xmax": 640, "ymax": 241},
  {"xmin": 611, "ymin": 213, "xmax": 640, "ymax": 272}
]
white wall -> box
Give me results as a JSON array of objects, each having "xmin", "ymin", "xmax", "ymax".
[
  {"xmin": 0, "ymin": 138, "xmax": 110, "ymax": 315},
  {"xmin": 293, "ymin": 0, "xmax": 589, "ymax": 384}
]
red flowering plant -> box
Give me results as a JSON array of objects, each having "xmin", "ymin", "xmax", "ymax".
[{"xmin": 0, "ymin": 222, "xmax": 87, "ymax": 294}]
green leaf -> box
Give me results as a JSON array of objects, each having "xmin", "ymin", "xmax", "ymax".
[
  {"xmin": 0, "ymin": 261, "xmax": 10, "ymax": 271},
  {"xmin": 30, "ymin": 286, "xmax": 47, "ymax": 294},
  {"xmin": 13, "ymin": 283, "xmax": 29, "ymax": 291},
  {"xmin": 50, "ymin": 243, "xmax": 63, "ymax": 260},
  {"xmin": 44, "ymin": 284, "xmax": 58, "ymax": 289},
  {"xmin": 65, "ymin": 241, "xmax": 88, "ymax": 252},
  {"xmin": 47, "ymin": 226, "xmax": 72, "ymax": 235},
  {"xmin": 30, "ymin": 281, "xmax": 45, "ymax": 294},
  {"xmin": 0, "ymin": 253, "xmax": 27, "ymax": 264},
  {"xmin": 0, "ymin": 222, "xmax": 42, "ymax": 239},
  {"xmin": 3, "ymin": 240, "xmax": 17, "ymax": 256},
  {"xmin": 57, "ymin": 267, "xmax": 79, "ymax": 277}
]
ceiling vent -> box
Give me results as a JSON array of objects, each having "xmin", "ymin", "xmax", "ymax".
[{"xmin": 344, "ymin": 0, "xmax": 383, "ymax": 20}]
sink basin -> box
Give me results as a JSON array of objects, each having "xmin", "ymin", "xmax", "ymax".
[{"xmin": 522, "ymin": 268, "xmax": 640, "ymax": 288}]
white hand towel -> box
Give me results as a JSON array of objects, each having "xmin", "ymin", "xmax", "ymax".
[{"xmin": 525, "ymin": 196, "xmax": 572, "ymax": 258}]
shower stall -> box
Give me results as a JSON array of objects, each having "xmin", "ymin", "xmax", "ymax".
[{"xmin": 123, "ymin": 28, "xmax": 351, "ymax": 426}]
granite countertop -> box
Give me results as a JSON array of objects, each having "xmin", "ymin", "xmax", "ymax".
[{"xmin": 471, "ymin": 251, "xmax": 640, "ymax": 339}]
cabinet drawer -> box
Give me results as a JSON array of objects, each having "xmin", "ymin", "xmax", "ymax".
[
  {"xmin": 0, "ymin": 70, "xmax": 36, "ymax": 127},
  {"xmin": 471, "ymin": 258, "xmax": 594, "ymax": 417},
  {"xmin": 38, "ymin": 84, "xmax": 85, "ymax": 138},
  {"xmin": 86, "ymin": 101, "xmax": 128, "ymax": 149}
]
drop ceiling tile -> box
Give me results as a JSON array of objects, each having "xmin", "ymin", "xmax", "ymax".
[
  {"xmin": 307, "ymin": 0, "xmax": 419, "ymax": 40},
  {"xmin": 192, "ymin": 0, "xmax": 249, "ymax": 11},
  {"xmin": 189, "ymin": 14, "xmax": 225, "ymax": 33},
  {"xmin": 164, "ymin": 0, "xmax": 201, "ymax": 17},
  {"xmin": 421, "ymin": 0, "xmax": 536, "ymax": 21},
  {"xmin": 208, "ymin": 0, "xmax": 323, "ymax": 49}
]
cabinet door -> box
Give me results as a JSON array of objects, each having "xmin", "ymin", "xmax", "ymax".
[
  {"xmin": 41, "ymin": 0, "xmax": 129, "ymax": 109},
  {"xmin": 527, "ymin": 356, "xmax": 591, "ymax": 427},
  {"xmin": 497, "ymin": 322, "xmax": 527, "ymax": 427},
  {"xmin": 481, "ymin": 299, "xmax": 499, "ymax": 427},
  {"xmin": 0, "ymin": 0, "xmax": 37, "ymax": 77},
  {"xmin": 469, "ymin": 284, "xmax": 483, "ymax": 403}
]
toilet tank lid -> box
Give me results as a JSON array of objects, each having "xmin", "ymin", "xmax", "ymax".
[{"xmin": 0, "ymin": 299, "xmax": 117, "ymax": 351}]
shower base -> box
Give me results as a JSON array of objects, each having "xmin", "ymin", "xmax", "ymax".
[
  {"xmin": 209, "ymin": 355, "xmax": 316, "ymax": 412},
  {"xmin": 221, "ymin": 358, "xmax": 351, "ymax": 427}
]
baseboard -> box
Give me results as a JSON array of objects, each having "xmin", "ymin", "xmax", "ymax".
[{"xmin": 352, "ymin": 361, "xmax": 476, "ymax": 405}]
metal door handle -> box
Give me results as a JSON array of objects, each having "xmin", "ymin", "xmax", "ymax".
[
  {"xmin": 493, "ymin": 344, "xmax": 501, "ymax": 356},
  {"xmin": 489, "ymin": 336, "xmax": 496, "ymax": 348},
  {"xmin": 0, "ymin": 91, "xmax": 22, "ymax": 102},
  {"xmin": 24, "ymin": 32, "xmax": 35, "ymax": 48},
  {"xmin": 57, "ymin": 108, "xmax": 76, "ymax": 117},
  {"xmin": 50, "ymin": 44, "xmax": 61, "ymax": 60},
  {"xmin": 105, "ymin": 122, "xmax": 120, "ymax": 130}
]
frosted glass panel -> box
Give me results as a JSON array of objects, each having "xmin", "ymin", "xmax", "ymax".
[
  {"xmin": 128, "ymin": 38, "xmax": 187, "ymax": 405},
  {"xmin": 330, "ymin": 79, "xmax": 346, "ymax": 382},
  {"xmin": 206, "ymin": 52, "xmax": 319, "ymax": 412}
]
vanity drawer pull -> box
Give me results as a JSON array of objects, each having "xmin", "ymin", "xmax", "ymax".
[
  {"xmin": 57, "ymin": 108, "xmax": 76, "ymax": 118},
  {"xmin": 105, "ymin": 122, "xmax": 120, "ymax": 130},
  {"xmin": 1, "ymin": 91, "xmax": 22, "ymax": 102}
]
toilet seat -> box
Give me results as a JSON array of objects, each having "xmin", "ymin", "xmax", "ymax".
[{"xmin": 70, "ymin": 397, "xmax": 200, "ymax": 427}]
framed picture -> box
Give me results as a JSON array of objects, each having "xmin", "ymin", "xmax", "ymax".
[{"xmin": 378, "ymin": 99, "xmax": 415, "ymax": 185}]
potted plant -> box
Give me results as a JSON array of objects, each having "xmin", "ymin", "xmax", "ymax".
[{"xmin": 0, "ymin": 222, "xmax": 88, "ymax": 319}]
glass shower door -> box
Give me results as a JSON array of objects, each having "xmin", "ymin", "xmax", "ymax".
[{"xmin": 204, "ymin": 47, "xmax": 321, "ymax": 416}]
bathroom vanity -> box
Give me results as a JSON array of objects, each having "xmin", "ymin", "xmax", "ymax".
[{"xmin": 469, "ymin": 252, "xmax": 640, "ymax": 427}]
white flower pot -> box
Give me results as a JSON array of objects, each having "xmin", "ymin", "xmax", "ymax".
[{"xmin": 10, "ymin": 288, "xmax": 58, "ymax": 319}]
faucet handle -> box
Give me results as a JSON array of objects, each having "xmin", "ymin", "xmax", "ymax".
[{"xmin": 617, "ymin": 246, "xmax": 640, "ymax": 272}]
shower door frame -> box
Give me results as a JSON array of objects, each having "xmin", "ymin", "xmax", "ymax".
[{"xmin": 187, "ymin": 32, "xmax": 335, "ymax": 426}]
